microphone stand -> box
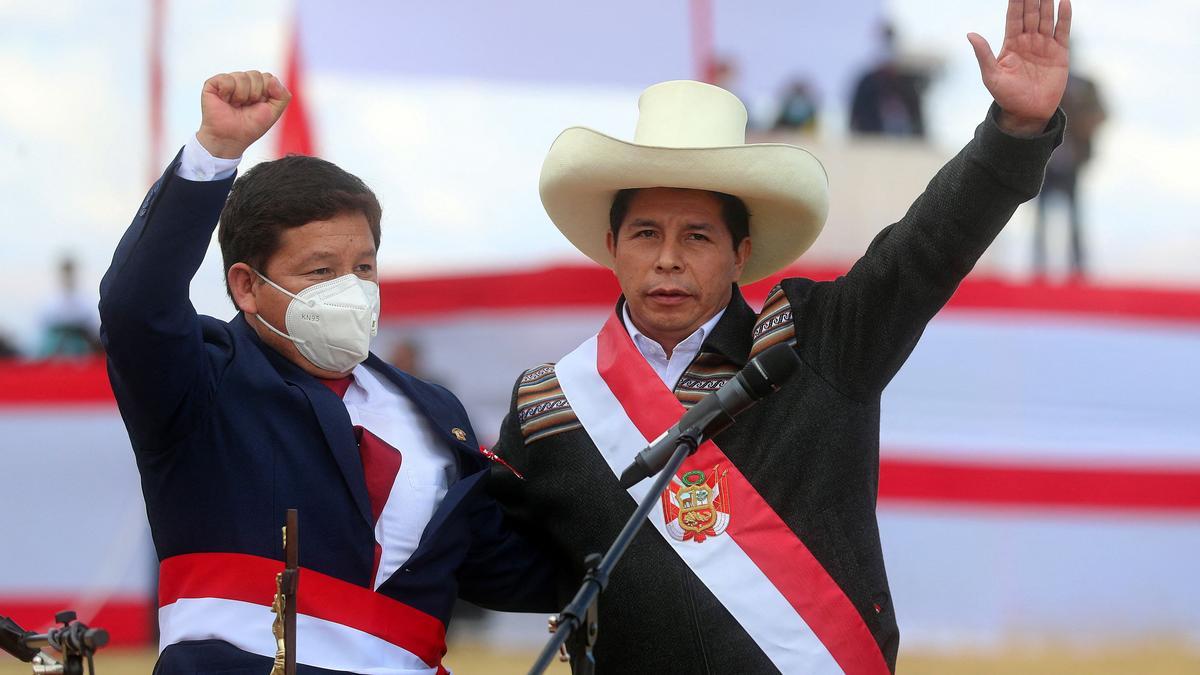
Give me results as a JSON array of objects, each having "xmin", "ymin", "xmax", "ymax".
[
  {"xmin": 1, "ymin": 610, "xmax": 109, "ymax": 675},
  {"xmin": 527, "ymin": 433, "xmax": 701, "ymax": 675}
]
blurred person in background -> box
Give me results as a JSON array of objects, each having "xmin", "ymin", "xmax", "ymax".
[
  {"xmin": 1033, "ymin": 68, "xmax": 1107, "ymax": 280},
  {"xmin": 100, "ymin": 70, "xmax": 557, "ymax": 674},
  {"xmin": 389, "ymin": 336, "xmax": 429, "ymax": 380},
  {"xmin": 772, "ymin": 78, "xmax": 820, "ymax": 133},
  {"xmin": 37, "ymin": 255, "xmax": 103, "ymax": 358},
  {"xmin": 387, "ymin": 336, "xmax": 483, "ymax": 626},
  {"xmin": 849, "ymin": 22, "xmax": 933, "ymax": 138},
  {"xmin": 705, "ymin": 56, "xmax": 739, "ymax": 100},
  {"xmin": 490, "ymin": 0, "xmax": 1070, "ymax": 672},
  {"xmin": 0, "ymin": 332, "xmax": 18, "ymax": 359},
  {"xmin": 706, "ymin": 56, "xmax": 759, "ymax": 129}
]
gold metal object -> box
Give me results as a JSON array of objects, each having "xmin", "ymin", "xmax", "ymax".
[
  {"xmin": 270, "ymin": 570, "xmax": 287, "ymax": 674},
  {"xmin": 269, "ymin": 510, "xmax": 299, "ymax": 675},
  {"xmin": 547, "ymin": 614, "xmax": 570, "ymax": 663}
]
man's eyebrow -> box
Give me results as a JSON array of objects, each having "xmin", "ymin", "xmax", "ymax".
[
  {"xmin": 624, "ymin": 219, "xmax": 716, "ymax": 232},
  {"xmin": 294, "ymin": 250, "xmax": 339, "ymax": 267}
]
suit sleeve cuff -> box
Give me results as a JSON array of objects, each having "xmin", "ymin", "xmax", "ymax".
[
  {"xmin": 972, "ymin": 102, "xmax": 1066, "ymax": 196},
  {"xmin": 176, "ymin": 134, "xmax": 242, "ymax": 181}
]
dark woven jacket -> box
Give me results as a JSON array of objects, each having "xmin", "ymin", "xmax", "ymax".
[{"xmin": 490, "ymin": 106, "xmax": 1064, "ymax": 674}]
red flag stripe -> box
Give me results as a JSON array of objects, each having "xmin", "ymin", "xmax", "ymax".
[
  {"xmin": 277, "ymin": 18, "xmax": 316, "ymax": 157},
  {"xmin": 0, "ymin": 358, "xmax": 115, "ymax": 406},
  {"xmin": 595, "ymin": 313, "xmax": 891, "ymax": 675},
  {"xmin": 0, "ymin": 597, "xmax": 151, "ymax": 646},
  {"xmin": 689, "ymin": 0, "xmax": 715, "ymax": 82},
  {"xmin": 146, "ymin": 0, "xmax": 165, "ymax": 186},
  {"xmin": 375, "ymin": 264, "xmax": 1200, "ymax": 325},
  {"xmin": 879, "ymin": 456, "xmax": 1200, "ymax": 511}
]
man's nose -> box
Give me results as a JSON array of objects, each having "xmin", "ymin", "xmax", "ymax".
[{"xmin": 653, "ymin": 239, "xmax": 684, "ymax": 273}]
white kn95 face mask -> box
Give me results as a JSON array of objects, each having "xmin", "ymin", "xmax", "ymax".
[{"xmin": 253, "ymin": 270, "xmax": 380, "ymax": 373}]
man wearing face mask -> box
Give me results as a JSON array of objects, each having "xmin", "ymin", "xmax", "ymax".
[{"xmin": 100, "ymin": 71, "xmax": 558, "ymax": 674}]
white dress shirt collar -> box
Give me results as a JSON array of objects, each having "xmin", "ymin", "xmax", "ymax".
[{"xmin": 622, "ymin": 302, "xmax": 726, "ymax": 389}]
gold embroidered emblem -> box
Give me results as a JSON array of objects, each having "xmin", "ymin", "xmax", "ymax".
[
  {"xmin": 451, "ymin": 427, "xmax": 468, "ymax": 442},
  {"xmin": 661, "ymin": 465, "xmax": 731, "ymax": 543}
]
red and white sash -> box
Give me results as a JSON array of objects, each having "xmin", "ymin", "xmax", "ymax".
[
  {"xmin": 158, "ymin": 552, "xmax": 448, "ymax": 675},
  {"xmin": 554, "ymin": 313, "xmax": 890, "ymax": 674}
]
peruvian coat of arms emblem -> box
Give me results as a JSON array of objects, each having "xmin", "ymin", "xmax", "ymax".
[{"xmin": 661, "ymin": 466, "xmax": 731, "ymax": 542}]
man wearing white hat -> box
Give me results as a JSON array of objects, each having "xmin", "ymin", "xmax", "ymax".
[{"xmin": 490, "ymin": 1, "xmax": 1071, "ymax": 673}]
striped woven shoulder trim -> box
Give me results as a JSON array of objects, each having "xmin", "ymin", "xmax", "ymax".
[
  {"xmin": 515, "ymin": 363, "xmax": 582, "ymax": 444},
  {"xmin": 676, "ymin": 352, "xmax": 739, "ymax": 409},
  {"xmin": 750, "ymin": 283, "xmax": 795, "ymax": 358}
]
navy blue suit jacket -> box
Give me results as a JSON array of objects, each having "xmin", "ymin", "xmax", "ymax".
[{"xmin": 100, "ymin": 154, "xmax": 558, "ymax": 673}]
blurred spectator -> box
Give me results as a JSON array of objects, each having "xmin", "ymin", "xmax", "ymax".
[
  {"xmin": 772, "ymin": 79, "xmax": 820, "ymax": 133},
  {"xmin": 705, "ymin": 56, "xmax": 738, "ymax": 95},
  {"xmin": 1034, "ymin": 71, "xmax": 1107, "ymax": 280},
  {"xmin": 390, "ymin": 337, "xmax": 429, "ymax": 379},
  {"xmin": 706, "ymin": 56, "xmax": 759, "ymax": 129},
  {"xmin": 37, "ymin": 255, "xmax": 102, "ymax": 358},
  {"xmin": 849, "ymin": 22, "xmax": 931, "ymax": 138},
  {"xmin": 0, "ymin": 332, "xmax": 18, "ymax": 358}
]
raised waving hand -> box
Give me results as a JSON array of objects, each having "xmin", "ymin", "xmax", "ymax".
[{"xmin": 968, "ymin": 0, "xmax": 1071, "ymax": 135}]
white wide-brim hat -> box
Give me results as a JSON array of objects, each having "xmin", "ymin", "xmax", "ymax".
[{"xmin": 539, "ymin": 80, "xmax": 829, "ymax": 284}]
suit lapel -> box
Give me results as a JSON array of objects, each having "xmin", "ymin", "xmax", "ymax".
[
  {"xmin": 702, "ymin": 285, "xmax": 756, "ymax": 366},
  {"xmin": 363, "ymin": 354, "xmax": 484, "ymax": 474},
  {"xmin": 233, "ymin": 316, "xmax": 374, "ymax": 528}
]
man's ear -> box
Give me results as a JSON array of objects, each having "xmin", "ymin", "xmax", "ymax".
[
  {"xmin": 227, "ymin": 263, "xmax": 259, "ymax": 314},
  {"xmin": 605, "ymin": 230, "xmax": 617, "ymax": 260},
  {"xmin": 732, "ymin": 237, "xmax": 752, "ymax": 278}
]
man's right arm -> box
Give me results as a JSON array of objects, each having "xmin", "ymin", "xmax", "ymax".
[
  {"xmin": 99, "ymin": 71, "xmax": 289, "ymax": 450},
  {"xmin": 99, "ymin": 153, "xmax": 236, "ymax": 450}
]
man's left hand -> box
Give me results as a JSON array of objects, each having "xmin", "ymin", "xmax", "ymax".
[{"xmin": 968, "ymin": 0, "xmax": 1071, "ymax": 136}]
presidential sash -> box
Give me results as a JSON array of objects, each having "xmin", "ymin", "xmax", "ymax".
[
  {"xmin": 158, "ymin": 552, "xmax": 448, "ymax": 675},
  {"xmin": 554, "ymin": 312, "xmax": 889, "ymax": 675}
]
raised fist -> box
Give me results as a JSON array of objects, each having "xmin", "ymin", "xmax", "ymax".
[{"xmin": 196, "ymin": 70, "xmax": 291, "ymax": 159}]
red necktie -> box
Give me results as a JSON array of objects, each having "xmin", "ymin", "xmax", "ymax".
[{"xmin": 320, "ymin": 376, "xmax": 402, "ymax": 580}]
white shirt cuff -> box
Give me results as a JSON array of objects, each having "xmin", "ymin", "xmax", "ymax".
[{"xmin": 176, "ymin": 134, "xmax": 242, "ymax": 181}]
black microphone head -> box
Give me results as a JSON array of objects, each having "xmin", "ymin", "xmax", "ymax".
[
  {"xmin": 740, "ymin": 341, "xmax": 801, "ymax": 397},
  {"xmin": 618, "ymin": 462, "xmax": 646, "ymax": 490}
]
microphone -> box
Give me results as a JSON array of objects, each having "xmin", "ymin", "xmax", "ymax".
[{"xmin": 618, "ymin": 341, "xmax": 801, "ymax": 488}]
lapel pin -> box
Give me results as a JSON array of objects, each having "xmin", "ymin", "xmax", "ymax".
[{"xmin": 451, "ymin": 427, "xmax": 467, "ymax": 442}]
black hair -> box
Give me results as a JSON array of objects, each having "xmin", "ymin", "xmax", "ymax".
[{"xmin": 218, "ymin": 155, "xmax": 382, "ymax": 301}]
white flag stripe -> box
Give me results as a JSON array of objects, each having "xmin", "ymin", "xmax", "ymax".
[{"xmin": 883, "ymin": 313, "xmax": 1200, "ymax": 463}]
